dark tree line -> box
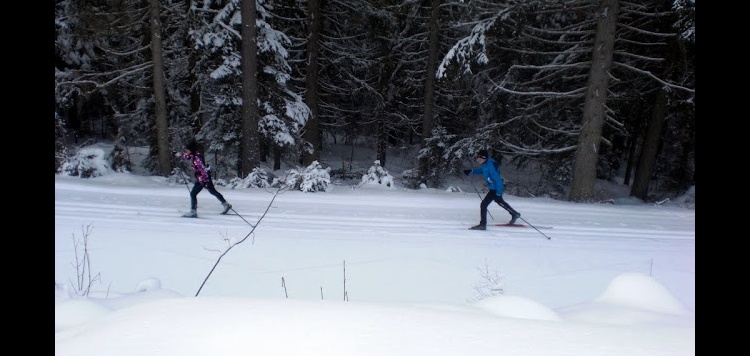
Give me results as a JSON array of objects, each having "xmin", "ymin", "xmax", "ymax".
[{"xmin": 55, "ymin": 0, "xmax": 695, "ymax": 202}]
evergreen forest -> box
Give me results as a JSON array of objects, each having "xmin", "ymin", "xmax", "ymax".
[{"xmin": 54, "ymin": 0, "xmax": 695, "ymax": 202}]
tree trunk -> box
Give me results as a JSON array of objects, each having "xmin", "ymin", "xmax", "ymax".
[
  {"xmin": 185, "ymin": 1, "xmax": 202, "ymax": 136},
  {"xmin": 630, "ymin": 88, "xmax": 667, "ymax": 200},
  {"xmin": 149, "ymin": 0, "xmax": 171, "ymax": 176},
  {"xmin": 376, "ymin": 116, "xmax": 386, "ymax": 168},
  {"xmin": 302, "ymin": 0, "xmax": 322, "ymax": 166},
  {"xmin": 622, "ymin": 133, "xmax": 638, "ymax": 186},
  {"xmin": 568, "ymin": 0, "xmax": 619, "ymax": 202},
  {"xmin": 240, "ymin": 0, "xmax": 260, "ymax": 177},
  {"xmin": 418, "ymin": 0, "xmax": 440, "ymax": 183},
  {"xmin": 273, "ymin": 147, "xmax": 281, "ymax": 171}
]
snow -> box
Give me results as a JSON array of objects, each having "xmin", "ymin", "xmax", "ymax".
[{"xmin": 55, "ymin": 144, "xmax": 695, "ymax": 355}]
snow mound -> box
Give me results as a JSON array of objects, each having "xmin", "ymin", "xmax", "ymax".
[
  {"xmin": 472, "ymin": 295, "xmax": 561, "ymax": 321},
  {"xmin": 557, "ymin": 272, "xmax": 693, "ymax": 327}
]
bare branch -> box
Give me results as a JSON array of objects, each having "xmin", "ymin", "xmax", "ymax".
[
  {"xmin": 67, "ymin": 223, "xmax": 102, "ymax": 297},
  {"xmin": 195, "ymin": 184, "xmax": 288, "ymax": 297},
  {"xmin": 613, "ymin": 61, "xmax": 694, "ymax": 93}
]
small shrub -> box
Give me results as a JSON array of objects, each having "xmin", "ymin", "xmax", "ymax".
[
  {"xmin": 400, "ymin": 168, "xmax": 422, "ymax": 189},
  {"xmin": 279, "ymin": 161, "xmax": 332, "ymax": 192},
  {"xmin": 361, "ymin": 160, "xmax": 395, "ymax": 188},
  {"xmin": 239, "ymin": 167, "xmax": 274, "ymax": 188},
  {"xmin": 109, "ymin": 130, "xmax": 133, "ymax": 173},
  {"xmin": 61, "ymin": 147, "xmax": 110, "ymax": 178}
]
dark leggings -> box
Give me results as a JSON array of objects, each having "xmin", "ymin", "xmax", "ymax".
[
  {"xmin": 190, "ymin": 181, "xmax": 227, "ymax": 209},
  {"xmin": 480, "ymin": 190, "xmax": 518, "ymax": 225}
]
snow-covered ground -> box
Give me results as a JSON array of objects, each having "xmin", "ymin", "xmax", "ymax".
[{"xmin": 55, "ymin": 143, "xmax": 695, "ymax": 355}]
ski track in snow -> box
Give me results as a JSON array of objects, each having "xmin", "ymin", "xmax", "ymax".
[{"xmin": 55, "ymin": 176, "xmax": 695, "ymax": 309}]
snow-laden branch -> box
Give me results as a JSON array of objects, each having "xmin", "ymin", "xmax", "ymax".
[
  {"xmin": 613, "ymin": 61, "xmax": 694, "ymax": 93},
  {"xmin": 436, "ymin": 9, "xmax": 511, "ymax": 79},
  {"xmin": 56, "ymin": 62, "xmax": 153, "ymax": 91}
]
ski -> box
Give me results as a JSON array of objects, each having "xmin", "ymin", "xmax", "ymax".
[
  {"xmin": 180, "ymin": 213, "xmax": 236, "ymax": 218},
  {"xmin": 178, "ymin": 210, "xmax": 233, "ymax": 218},
  {"xmin": 492, "ymin": 223, "xmax": 553, "ymax": 229}
]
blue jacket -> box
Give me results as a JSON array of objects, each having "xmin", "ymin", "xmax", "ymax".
[{"xmin": 469, "ymin": 157, "xmax": 504, "ymax": 193}]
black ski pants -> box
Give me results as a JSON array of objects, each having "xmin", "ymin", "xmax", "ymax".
[
  {"xmin": 190, "ymin": 180, "xmax": 227, "ymax": 210},
  {"xmin": 479, "ymin": 189, "xmax": 518, "ymax": 226}
]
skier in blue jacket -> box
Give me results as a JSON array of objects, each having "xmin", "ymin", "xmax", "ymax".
[{"xmin": 463, "ymin": 149, "xmax": 520, "ymax": 230}]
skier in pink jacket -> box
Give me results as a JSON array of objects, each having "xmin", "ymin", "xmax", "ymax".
[{"xmin": 176, "ymin": 140, "xmax": 232, "ymax": 218}]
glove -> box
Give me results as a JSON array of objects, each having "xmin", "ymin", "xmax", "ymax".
[{"xmin": 463, "ymin": 169, "xmax": 471, "ymax": 176}]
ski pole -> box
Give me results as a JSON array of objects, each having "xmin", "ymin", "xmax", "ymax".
[
  {"xmin": 177, "ymin": 169, "xmax": 192, "ymax": 193},
  {"xmin": 516, "ymin": 215, "xmax": 551, "ymax": 240},
  {"xmin": 225, "ymin": 205, "xmax": 256, "ymax": 228}
]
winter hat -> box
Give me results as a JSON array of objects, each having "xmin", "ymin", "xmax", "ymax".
[
  {"xmin": 476, "ymin": 150, "xmax": 489, "ymax": 159},
  {"xmin": 185, "ymin": 140, "xmax": 198, "ymax": 153}
]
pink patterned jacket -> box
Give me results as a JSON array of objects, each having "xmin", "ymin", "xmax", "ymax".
[{"xmin": 179, "ymin": 151, "xmax": 210, "ymax": 183}]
